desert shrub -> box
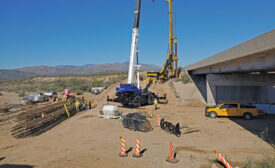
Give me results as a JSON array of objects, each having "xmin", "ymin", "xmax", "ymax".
[
  {"xmin": 37, "ymin": 81, "xmax": 50, "ymax": 91},
  {"xmin": 72, "ymin": 79, "xmax": 91, "ymax": 92},
  {"xmin": 181, "ymin": 73, "xmax": 192, "ymax": 84},
  {"xmin": 244, "ymin": 155, "xmax": 275, "ymax": 168},
  {"xmin": 25, "ymin": 86, "xmax": 37, "ymax": 92},
  {"xmin": 55, "ymin": 79, "xmax": 66, "ymax": 89},
  {"xmin": 74, "ymin": 89, "xmax": 83, "ymax": 95},
  {"xmin": 104, "ymin": 80, "xmax": 116, "ymax": 87},
  {"xmin": 0, "ymin": 72, "xmax": 127, "ymax": 93},
  {"xmin": 18, "ymin": 91, "xmax": 25, "ymax": 97},
  {"xmin": 46, "ymin": 78, "xmax": 90, "ymax": 92},
  {"xmin": 23, "ymin": 80, "xmax": 35, "ymax": 85},
  {"xmin": 91, "ymin": 80, "xmax": 104, "ymax": 87}
]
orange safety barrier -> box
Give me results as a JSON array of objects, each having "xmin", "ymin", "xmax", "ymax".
[
  {"xmin": 133, "ymin": 138, "xmax": 142, "ymax": 157},
  {"xmin": 166, "ymin": 141, "xmax": 179, "ymax": 163},
  {"xmin": 157, "ymin": 114, "xmax": 160, "ymax": 127},
  {"xmin": 119, "ymin": 136, "xmax": 128, "ymax": 157},
  {"xmin": 213, "ymin": 150, "xmax": 232, "ymax": 168}
]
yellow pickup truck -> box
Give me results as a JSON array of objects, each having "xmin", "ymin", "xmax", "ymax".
[{"xmin": 205, "ymin": 101, "xmax": 262, "ymax": 120}]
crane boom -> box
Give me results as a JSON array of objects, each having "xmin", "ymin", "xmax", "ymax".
[
  {"xmin": 107, "ymin": 0, "xmax": 167, "ymax": 107},
  {"xmin": 127, "ymin": 0, "xmax": 141, "ymax": 84}
]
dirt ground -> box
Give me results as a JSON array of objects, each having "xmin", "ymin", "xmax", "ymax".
[
  {"xmin": 0, "ymin": 92, "xmax": 22, "ymax": 107},
  {"xmin": 0, "ymin": 81, "xmax": 275, "ymax": 168}
]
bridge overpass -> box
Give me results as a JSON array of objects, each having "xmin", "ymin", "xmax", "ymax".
[{"xmin": 186, "ymin": 29, "xmax": 275, "ymax": 107}]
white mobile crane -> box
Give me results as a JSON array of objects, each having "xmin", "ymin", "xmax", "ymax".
[
  {"xmin": 127, "ymin": 0, "xmax": 141, "ymax": 86},
  {"xmin": 107, "ymin": 0, "xmax": 165, "ymax": 107}
]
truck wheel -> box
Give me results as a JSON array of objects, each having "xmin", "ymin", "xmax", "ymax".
[
  {"xmin": 244, "ymin": 113, "xmax": 252, "ymax": 120},
  {"xmin": 133, "ymin": 95, "xmax": 141, "ymax": 107},
  {"xmin": 205, "ymin": 107, "xmax": 209, "ymax": 116},
  {"xmin": 122, "ymin": 102, "xmax": 128, "ymax": 107},
  {"xmin": 209, "ymin": 112, "xmax": 217, "ymax": 119},
  {"xmin": 147, "ymin": 94, "xmax": 154, "ymax": 105}
]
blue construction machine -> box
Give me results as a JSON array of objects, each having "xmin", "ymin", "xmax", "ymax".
[{"xmin": 107, "ymin": 0, "xmax": 166, "ymax": 107}]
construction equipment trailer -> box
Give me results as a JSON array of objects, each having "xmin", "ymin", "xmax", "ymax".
[
  {"xmin": 146, "ymin": 0, "xmax": 179, "ymax": 84},
  {"xmin": 107, "ymin": 0, "xmax": 165, "ymax": 107}
]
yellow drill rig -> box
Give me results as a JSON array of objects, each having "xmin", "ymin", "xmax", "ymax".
[{"xmin": 146, "ymin": 0, "xmax": 178, "ymax": 84}]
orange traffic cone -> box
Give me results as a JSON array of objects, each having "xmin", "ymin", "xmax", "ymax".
[
  {"xmin": 157, "ymin": 114, "xmax": 160, "ymax": 127},
  {"xmin": 213, "ymin": 150, "xmax": 232, "ymax": 168},
  {"xmin": 133, "ymin": 138, "xmax": 143, "ymax": 157},
  {"xmin": 166, "ymin": 141, "xmax": 179, "ymax": 163},
  {"xmin": 119, "ymin": 136, "xmax": 128, "ymax": 157}
]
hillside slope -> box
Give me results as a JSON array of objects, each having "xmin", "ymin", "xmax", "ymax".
[
  {"xmin": 0, "ymin": 70, "xmax": 36, "ymax": 81},
  {"xmin": 0, "ymin": 62, "xmax": 161, "ymax": 81}
]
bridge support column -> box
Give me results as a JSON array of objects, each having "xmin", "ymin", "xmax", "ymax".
[
  {"xmin": 189, "ymin": 72, "xmax": 275, "ymax": 106},
  {"xmin": 206, "ymin": 76, "xmax": 216, "ymax": 106}
]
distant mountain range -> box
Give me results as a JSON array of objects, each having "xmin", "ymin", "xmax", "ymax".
[{"xmin": 0, "ymin": 62, "xmax": 161, "ymax": 81}]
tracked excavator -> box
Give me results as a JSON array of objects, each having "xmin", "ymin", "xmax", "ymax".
[
  {"xmin": 107, "ymin": 0, "xmax": 166, "ymax": 107},
  {"xmin": 146, "ymin": 0, "xmax": 179, "ymax": 84}
]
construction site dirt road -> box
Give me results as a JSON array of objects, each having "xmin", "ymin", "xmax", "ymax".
[{"xmin": 0, "ymin": 81, "xmax": 275, "ymax": 168}]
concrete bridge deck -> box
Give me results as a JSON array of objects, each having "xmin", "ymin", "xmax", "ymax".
[
  {"xmin": 186, "ymin": 29, "xmax": 275, "ymax": 75},
  {"xmin": 185, "ymin": 29, "xmax": 275, "ymax": 107}
]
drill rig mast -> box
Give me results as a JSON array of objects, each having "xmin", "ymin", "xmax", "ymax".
[{"xmin": 146, "ymin": 0, "xmax": 178, "ymax": 83}]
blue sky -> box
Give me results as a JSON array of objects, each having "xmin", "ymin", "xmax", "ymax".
[{"xmin": 0, "ymin": 0, "xmax": 275, "ymax": 69}]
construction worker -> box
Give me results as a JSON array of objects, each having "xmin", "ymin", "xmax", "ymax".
[
  {"xmin": 82, "ymin": 101, "xmax": 87, "ymax": 110},
  {"xmin": 86, "ymin": 100, "xmax": 91, "ymax": 109},
  {"xmin": 75, "ymin": 100, "xmax": 80, "ymax": 112},
  {"xmin": 154, "ymin": 98, "xmax": 158, "ymax": 110},
  {"xmin": 66, "ymin": 97, "xmax": 71, "ymax": 106}
]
